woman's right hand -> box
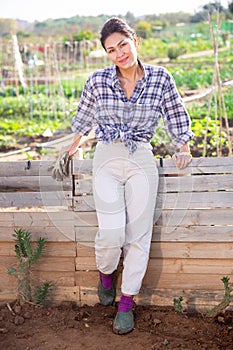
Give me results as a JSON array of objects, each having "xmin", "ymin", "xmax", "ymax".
[{"xmin": 49, "ymin": 134, "xmax": 82, "ymax": 181}]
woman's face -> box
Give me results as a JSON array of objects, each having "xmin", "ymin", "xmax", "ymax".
[{"xmin": 104, "ymin": 32, "xmax": 138, "ymax": 70}]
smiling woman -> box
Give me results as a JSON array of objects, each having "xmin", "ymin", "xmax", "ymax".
[{"xmin": 49, "ymin": 16, "xmax": 194, "ymax": 335}]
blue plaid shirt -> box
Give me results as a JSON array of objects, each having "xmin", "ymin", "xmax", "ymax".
[{"xmin": 72, "ymin": 61, "xmax": 194, "ymax": 153}]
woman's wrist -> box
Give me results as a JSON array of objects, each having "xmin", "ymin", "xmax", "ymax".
[{"xmin": 179, "ymin": 143, "xmax": 190, "ymax": 154}]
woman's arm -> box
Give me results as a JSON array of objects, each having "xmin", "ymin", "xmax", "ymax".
[{"xmin": 59, "ymin": 134, "xmax": 82, "ymax": 159}]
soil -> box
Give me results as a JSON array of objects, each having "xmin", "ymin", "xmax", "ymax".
[{"xmin": 0, "ymin": 301, "xmax": 233, "ymax": 350}]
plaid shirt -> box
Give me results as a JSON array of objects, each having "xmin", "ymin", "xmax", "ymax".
[{"xmin": 72, "ymin": 61, "xmax": 194, "ymax": 153}]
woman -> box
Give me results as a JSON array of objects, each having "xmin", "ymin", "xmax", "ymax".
[{"xmin": 51, "ymin": 17, "xmax": 194, "ymax": 334}]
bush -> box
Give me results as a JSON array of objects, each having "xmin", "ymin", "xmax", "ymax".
[{"xmin": 167, "ymin": 45, "xmax": 181, "ymax": 60}]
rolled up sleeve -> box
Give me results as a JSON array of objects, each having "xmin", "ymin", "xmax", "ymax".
[
  {"xmin": 161, "ymin": 72, "xmax": 194, "ymax": 148},
  {"xmin": 71, "ymin": 77, "xmax": 96, "ymax": 136}
]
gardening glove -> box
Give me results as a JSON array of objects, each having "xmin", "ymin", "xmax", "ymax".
[
  {"xmin": 172, "ymin": 152, "xmax": 192, "ymax": 170},
  {"xmin": 49, "ymin": 151, "xmax": 71, "ymax": 181}
]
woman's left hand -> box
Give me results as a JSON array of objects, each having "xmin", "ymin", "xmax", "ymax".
[{"xmin": 172, "ymin": 152, "xmax": 192, "ymax": 169}]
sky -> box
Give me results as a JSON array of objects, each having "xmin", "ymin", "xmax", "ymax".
[{"xmin": 0, "ymin": 0, "xmax": 230, "ymax": 22}]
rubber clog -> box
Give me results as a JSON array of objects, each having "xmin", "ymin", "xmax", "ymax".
[
  {"xmin": 98, "ymin": 280, "xmax": 116, "ymax": 306},
  {"xmin": 113, "ymin": 310, "xmax": 134, "ymax": 335}
]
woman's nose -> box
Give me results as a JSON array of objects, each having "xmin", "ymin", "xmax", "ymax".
[{"xmin": 116, "ymin": 47, "xmax": 124, "ymax": 57}]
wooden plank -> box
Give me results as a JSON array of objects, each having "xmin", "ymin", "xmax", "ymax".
[
  {"xmin": 76, "ymin": 256, "xmax": 96, "ymax": 271},
  {"xmin": 73, "ymin": 195, "xmax": 95, "ymax": 212},
  {"xmin": 75, "ymin": 270, "xmax": 232, "ymax": 290},
  {"xmin": 155, "ymin": 208, "xmax": 233, "ymax": 226},
  {"xmin": 76, "ymin": 240, "xmax": 233, "ymax": 260},
  {"xmin": 73, "ymin": 208, "xmax": 233, "ymax": 227},
  {"xmin": 135, "ymin": 288, "xmax": 233, "ymax": 310},
  {"xmin": 158, "ymin": 157, "xmax": 233, "ymax": 175},
  {"xmin": 0, "ymin": 211, "xmax": 75, "ymax": 226},
  {"xmin": 0, "ymin": 226, "xmax": 75, "ymax": 242},
  {"xmin": 74, "ymin": 178, "xmax": 93, "ymax": 196},
  {"xmin": 156, "ymin": 191, "xmax": 233, "ymax": 209},
  {"xmin": 0, "ymin": 256, "xmax": 75, "ymax": 274},
  {"xmin": 41, "ymin": 242, "xmax": 76, "ymax": 256},
  {"xmin": 31, "ymin": 257, "xmax": 75, "ymax": 272},
  {"xmin": 51, "ymin": 286, "xmax": 80, "ymax": 304},
  {"xmin": 72, "ymin": 157, "xmax": 233, "ymax": 176},
  {"xmin": 0, "ymin": 242, "xmax": 76, "ymax": 258},
  {"xmin": 2, "ymin": 208, "xmax": 228, "ymax": 243},
  {"xmin": 80, "ymin": 286, "xmax": 100, "ymax": 305},
  {"xmin": 73, "ymin": 211, "xmax": 98, "ymax": 226},
  {"xmin": 0, "ymin": 211, "xmax": 76, "ymax": 241},
  {"xmin": 75, "ymin": 270, "xmax": 98, "ymax": 287},
  {"xmin": 0, "ymin": 160, "xmax": 69, "ymax": 177},
  {"xmin": 149, "ymin": 242, "xmax": 233, "ymax": 259},
  {"xmin": 0, "ymin": 291, "xmax": 18, "ymax": 303},
  {"xmin": 74, "ymin": 256, "xmax": 233, "ymax": 275},
  {"xmin": 0, "ymin": 191, "xmax": 72, "ymax": 207},
  {"xmin": 135, "ymin": 288, "xmax": 207, "ymax": 306},
  {"xmin": 74, "ymin": 174, "xmax": 233, "ymax": 196},
  {"xmin": 77, "ymin": 244, "xmax": 95, "ymax": 256},
  {"xmin": 0, "ymin": 157, "xmax": 232, "ymax": 179},
  {"xmin": 0, "ymin": 256, "xmax": 17, "ymax": 273},
  {"xmin": 75, "ymin": 226, "xmax": 97, "ymax": 243},
  {"xmin": 152, "ymin": 225, "xmax": 233, "ymax": 242},
  {"xmin": 31, "ymin": 271, "xmax": 75, "ymax": 286},
  {"xmin": 142, "ymin": 272, "xmax": 233, "ymax": 290},
  {"xmin": 79, "ymin": 286, "xmax": 233, "ymax": 310},
  {"xmin": 147, "ymin": 258, "xmax": 233, "ymax": 275},
  {"xmin": 0, "ymin": 273, "xmax": 17, "ymax": 288},
  {"xmin": 0, "ymin": 176, "xmax": 72, "ymax": 192},
  {"xmin": 159, "ymin": 173, "xmax": 233, "ymax": 193},
  {"xmin": 72, "ymin": 159, "xmax": 93, "ymax": 175},
  {"xmin": 75, "ymin": 225, "xmax": 233, "ymax": 243},
  {"xmin": 73, "ymin": 190, "xmax": 233, "ymax": 211}
]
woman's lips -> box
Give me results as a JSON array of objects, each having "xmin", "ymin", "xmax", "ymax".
[{"xmin": 118, "ymin": 56, "xmax": 129, "ymax": 64}]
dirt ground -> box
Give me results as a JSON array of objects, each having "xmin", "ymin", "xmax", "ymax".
[{"xmin": 0, "ymin": 300, "xmax": 233, "ymax": 350}]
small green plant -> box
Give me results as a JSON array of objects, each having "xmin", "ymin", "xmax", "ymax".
[
  {"xmin": 33, "ymin": 281, "xmax": 53, "ymax": 305},
  {"xmin": 173, "ymin": 296, "xmax": 185, "ymax": 314},
  {"xmin": 8, "ymin": 228, "xmax": 53, "ymax": 305},
  {"xmin": 206, "ymin": 276, "xmax": 233, "ymax": 318}
]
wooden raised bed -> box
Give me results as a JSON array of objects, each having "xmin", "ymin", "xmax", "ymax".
[{"xmin": 0, "ymin": 156, "xmax": 232, "ymax": 312}]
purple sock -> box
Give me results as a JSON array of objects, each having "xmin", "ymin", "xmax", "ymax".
[
  {"xmin": 118, "ymin": 295, "xmax": 134, "ymax": 313},
  {"xmin": 100, "ymin": 272, "xmax": 113, "ymax": 290}
]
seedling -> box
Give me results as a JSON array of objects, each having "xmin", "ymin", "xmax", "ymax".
[
  {"xmin": 173, "ymin": 296, "xmax": 185, "ymax": 314},
  {"xmin": 8, "ymin": 228, "xmax": 53, "ymax": 305},
  {"xmin": 206, "ymin": 276, "xmax": 233, "ymax": 318}
]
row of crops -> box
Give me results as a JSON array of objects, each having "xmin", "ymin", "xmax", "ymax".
[{"xmin": 0, "ymin": 33, "xmax": 232, "ymax": 157}]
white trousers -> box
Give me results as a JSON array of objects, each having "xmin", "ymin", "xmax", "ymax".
[{"xmin": 93, "ymin": 142, "xmax": 159, "ymax": 295}]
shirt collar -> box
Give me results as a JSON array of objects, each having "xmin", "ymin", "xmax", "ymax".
[{"xmin": 111, "ymin": 59, "xmax": 147, "ymax": 88}]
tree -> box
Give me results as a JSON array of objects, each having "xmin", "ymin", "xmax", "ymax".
[
  {"xmin": 229, "ymin": 1, "xmax": 233, "ymax": 14},
  {"xmin": 135, "ymin": 21, "xmax": 152, "ymax": 39},
  {"xmin": 203, "ymin": 2, "xmax": 225, "ymax": 13},
  {"xmin": 0, "ymin": 18, "xmax": 17, "ymax": 36},
  {"xmin": 73, "ymin": 29, "xmax": 94, "ymax": 42}
]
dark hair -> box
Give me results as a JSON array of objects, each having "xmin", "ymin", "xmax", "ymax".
[{"xmin": 100, "ymin": 17, "xmax": 136, "ymax": 50}]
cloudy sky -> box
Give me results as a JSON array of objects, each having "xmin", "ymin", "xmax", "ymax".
[{"xmin": 0, "ymin": 0, "xmax": 230, "ymax": 22}]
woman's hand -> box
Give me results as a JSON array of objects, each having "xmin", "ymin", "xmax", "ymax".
[
  {"xmin": 49, "ymin": 151, "xmax": 71, "ymax": 181},
  {"xmin": 49, "ymin": 134, "xmax": 82, "ymax": 181},
  {"xmin": 172, "ymin": 151, "xmax": 192, "ymax": 169}
]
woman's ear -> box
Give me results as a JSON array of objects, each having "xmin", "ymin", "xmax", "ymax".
[
  {"xmin": 133, "ymin": 36, "xmax": 138, "ymax": 48},
  {"xmin": 134, "ymin": 35, "xmax": 141, "ymax": 49}
]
